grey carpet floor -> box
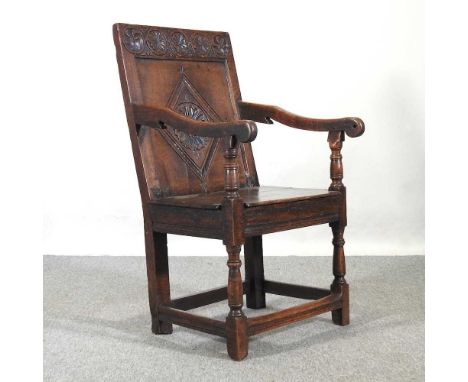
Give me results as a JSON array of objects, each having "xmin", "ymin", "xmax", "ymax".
[{"xmin": 43, "ymin": 256, "xmax": 424, "ymax": 382}]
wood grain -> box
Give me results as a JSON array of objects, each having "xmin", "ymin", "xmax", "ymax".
[{"xmin": 238, "ymin": 101, "xmax": 365, "ymax": 137}]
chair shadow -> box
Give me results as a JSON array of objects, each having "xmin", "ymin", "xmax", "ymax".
[
  {"xmin": 44, "ymin": 255, "xmax": 424, "ymax": 361},
  {"xmin": 46, "ymin": 301, "xmax": 416, "ymax": 361}
]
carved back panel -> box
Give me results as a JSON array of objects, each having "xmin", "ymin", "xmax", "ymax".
[{"xmin": 113, "ymin": 23, "xmax": 258, "ymax": 200}]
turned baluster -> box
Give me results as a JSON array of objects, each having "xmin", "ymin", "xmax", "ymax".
[
  {"xmin": 224, "ymin": 137, "xmax": 241, "ymax": 199},
  {"xmin": 331, "ymin": 224, "xmax": 346, "ymax": 288},
  {"xmin": 328, "ymin": 131, "xmax": 345, "ymax": 193}
]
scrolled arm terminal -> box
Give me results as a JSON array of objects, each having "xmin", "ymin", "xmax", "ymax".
[
  {"xmin": 132, "ymin": 104, "xmax": 258, "ymax": 143},
  {"xmin": 238, "ymin": 101, "xmax": 364, "ymax": 138}
]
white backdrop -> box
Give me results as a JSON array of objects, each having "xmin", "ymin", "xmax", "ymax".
[{"xmin": 42, "ymin": 0, "xmax": 424, "ymax": 256}]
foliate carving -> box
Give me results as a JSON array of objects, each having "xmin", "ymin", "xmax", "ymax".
[
  {"xmin": 146, "ymin": 29, "xmax": 168, "ymax": 54},
  {"xmin": 158, "ymin": 71, "xmax": 221, "ymax": 186},
  {"xmin": 213, "ymin": 35, "xmax": 230, "ymax": 56},
  {"xmin": 122, "ymin": 26, "xmax": 230, "ymax": 59},
  {"xmin": 174, "ymin": 103, "xmax": 209, "ymax": 151},
  {"xmin": 123, "ymin": 28, "xmax": 145, "ymax": 53}
]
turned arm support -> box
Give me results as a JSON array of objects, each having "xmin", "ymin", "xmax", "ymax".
[
  {"xmin": 222, "ymin": 136, "xmax": 244, "ymax": 246},
  {"xmin": 132, "ymin": 104, "xmax": 257, "ymax": 143},
  {"xmin": 238, "ymin": 101, "xmax": 364, "ymax": 138},
  {"xmin": 328, "ymin": 131, "xmax": 346, "ymax": 193},
  {"xmin": 238, "ymin": 101, "xmax": 365, "ymax": 196}
]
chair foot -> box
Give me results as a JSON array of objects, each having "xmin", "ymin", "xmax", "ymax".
[
  {"xmin": 331, "ymin": 281, "xmax": 350, "ymax": 326},
  {"xmin": 151, "ymin": 316, "xmax": 173, "ymax": 334},
  {"xmin": 226, "ymin": 314, "xmax": 248, "ymax": 361}
]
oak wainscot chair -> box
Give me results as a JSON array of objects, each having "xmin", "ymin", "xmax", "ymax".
[{"xmin": 113, "ymin": 23, "xmax": 365, "ymax": 361}]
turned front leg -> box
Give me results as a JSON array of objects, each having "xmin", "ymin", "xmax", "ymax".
[
  {"xmin": 225, "ymin": 244, "xmax": 248, "ymax": 360},
  {"xmin": 330, "ymin": 223, "xmax": 349, "ymax": 325},
  {"xmin": 223, "ymin": 136, "xmax": 248, "ymax": 360}
]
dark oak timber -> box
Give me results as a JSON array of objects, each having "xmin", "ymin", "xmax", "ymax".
[
  {"xmin": 244, "ymin": 236, "xmax": 266, "ymax": 309},
  {"xmin": 247, "ymin": 294, "xmax": 343, "ymax": 336},
  {"xmin": 158, "ymin": 305, "xmax": 226, "ymax": 337},
  {"xmin": 133, "ymin": 104, "xmax": 257, "ymax": 143},
  {"xmin": 170, "ymin": 282, "xmax": 247, "ymax": 311},
  {"xmin": 238, "ymin": 101, "xmax": 365, "ymax": 138},
  {"xmin": 264, "ymin": 280, "xmax": 331, "ymax": 300},
  {"xmin": 114, "ymin": 22, "xmax": 364, "ymax": 360}
]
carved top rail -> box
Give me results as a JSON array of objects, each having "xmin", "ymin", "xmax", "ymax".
[{"xmin": 119, "ymin": 23, "xmax": 231, "ymax": 61}]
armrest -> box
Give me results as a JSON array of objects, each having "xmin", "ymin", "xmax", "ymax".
[
  {"xmin": 132, "ymin": 104, "xmax": 257, "ymax": 143},
  {"xmin": 238, "ymin": 101, "xmax": 364, "ymax": 138}
]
